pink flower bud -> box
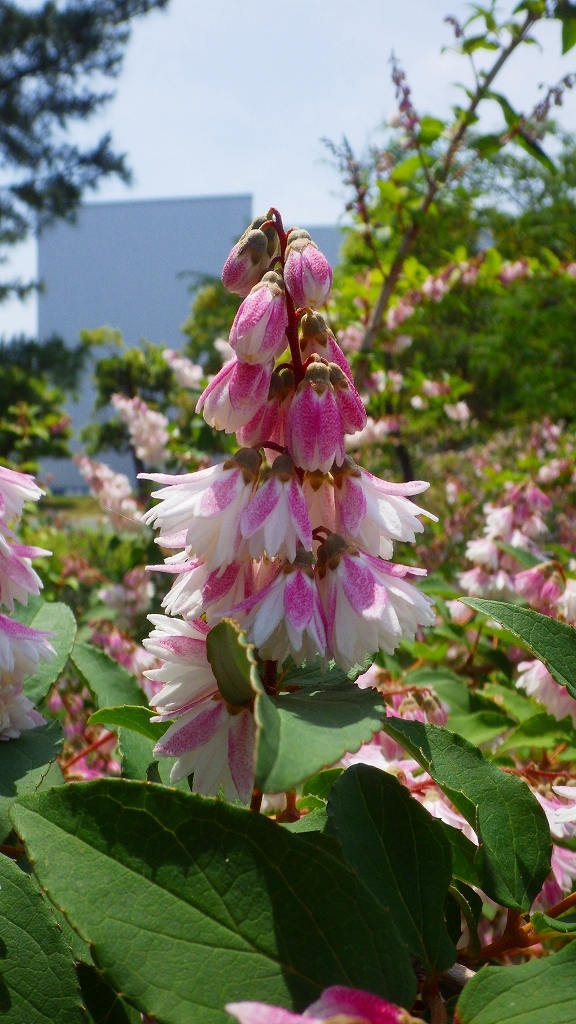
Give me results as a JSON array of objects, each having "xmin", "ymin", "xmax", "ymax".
[
  {"xmin": 283, "ymin": 229, "xmax": 332, "ymax": 308},
  {"xmin": 229, "ymin": 271, "xmax": 288, "ymax": 364},
  {"xmin": 328, "ymin": 362, "xmax": 367, "ymax": 434},
  {"xmin": 236, "ymin": 366, "xmax": 295, "ymax": 450},
  {"xmin": 300, "ymin": 312, "xmax": 354, "ymax": 383},
  {"xmin": 286, "ymin": 360, "xmax": 345, "ymax": 473},
  {"xmin": 227, "ymin": 986, "xmax": 420, "ymax": 1024},
  {"xmin": 221, "ymin": 218, "xmax": 278, "ymax": 297},
  {"xmin": 196, "ymin": 358, "xmax": 272, "ymax": 433}
]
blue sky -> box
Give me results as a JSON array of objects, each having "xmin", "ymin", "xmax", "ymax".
[{"xmin": 3, "ymin": 0, "xmax": 576, "ymax": 336}]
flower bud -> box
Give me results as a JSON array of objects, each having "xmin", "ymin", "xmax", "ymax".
[
  {"xmin": 196, "ymin": 358, "xmax": 272, "ymax": 433},
  {"xmin": 286, "ymin": 359, "xmax": 345, "ymax": 473},
  {"xmin": 328, "ymin": 362, "xmax": 367, "ymax": 434},
  {"xmin": 284, "ymin": 229, "xmax": 332, "ymax": 308},
  {"xmin": 300, "ymin": 312, "xmax": 354, "ymax": 382},
  {"xmin": 229, "ymin": 271, "xmax": 288, "ymax": 365},
  {"xmin": 221, "ymin": 216, "xmax": 279, "ymax": 297},
  {"xmin": 236, "ymin": 366, "xmax": 294, "ymax": 450}
]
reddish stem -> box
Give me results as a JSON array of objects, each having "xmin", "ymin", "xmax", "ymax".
[
  {"xmin": 263, "ymin": 659, "xmax": 278, "ymax": 695},
  {"xmin": 250, "ymin": 788, "xmax": 263, "ymax": 813},
  {"xmin": 0, "ymin": 844, "xmax": 24, "ymax": 860},
  {"xmin": 269, "ymin": 208, "xmax": 304, "ymax": 385},
  {"xmin": 253, "ymin": 441, "xmax": 285, "ymax": 455},
  {"xmin": 62, "ymin": 729, "xmax": 116, "ymax": 770}
]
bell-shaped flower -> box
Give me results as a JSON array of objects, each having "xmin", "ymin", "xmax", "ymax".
[
  {"xmin": 332, "ymin": 456, "xmax": 436, "ymax": 559},
  {"xmin": 221, "ymin": 223, "xmax": 275, "ymax": 297},
  {"xmin": 0, "ymin": 614, "xmax": 56, "ymax": 682},
  {"xmin": 516, "ymin": 659, "xmax": 576, "ymax": 726},
  {"xmin": 328, "ymin": 362, "xmax": 367, "ymax": 434},
  {"xmin": 0, "ymin": 531, "xmax": 51, "ymax": 611},
  {"xmin": 140, "ymin": 448, "xmax": 262, "ymax": 571},
  {"xmin": 154, "ymin": 694, "xmax": 255, "ymax": 801},
  {"xmin": 240, "ymin": 454, "xmax": 312, "ymax": 561},
  {"xmin": 148, "ymin": 555, "xmax": 253, "ymax": 624},
  {"xmin": 300, "ymin": 312, "xmax": 354, "ymax": 383},
  {"xmin": 514, "ymin": 562, "xmax": 563, "ymax": 612},
  {"xmin": 286, "ymin": 360, "xmax": 345, "ymax": 473},
  {"xmin": 302, "ymin": 470, "xmax": 336, "ymax": 533},
  {"xmin": 236, "ymin": 367, "xmax": 294, "ymax": 450},
  {"xmin": 0, "ymin": 678, "xmax": 45, "ymax": 740},
  {"xmin": 283, "ymin": 229, "xmax": 332, "ymax": 309},
  {"xmin": 224, "ymin": 549, "xmax": 327, "ymax": 665},
  {"xmin": 229, "ymin": 271, "xmax": 288, "ymax": 365},
  {"xmin": 142, "ymin": 614, "xmax": 217, "ymax": 720},
  {"xmin": 227, "ymin": 985, "xmax": 419, "ymax": 1024},
  {"xmin": 465, "ymin": 536, "xmax": 499, "ymax": 571},
  {"xmin": 316, "ymin": 535, "xmax": 435, "ymax": 671},
  {"xmin": 0, "ymin": 465, "xmax": 44, "ymax": 524},
  {"xmin": 196, "ymin": 358, "xmax": 272, "ymax": 433}
]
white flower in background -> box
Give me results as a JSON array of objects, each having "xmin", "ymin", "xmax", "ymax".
[
  {"xmin": 444, "ymin": 400, "xmax": 470, "ymax": 424},
  {"xmin": 163, "ymin": 348, "xmax": 203, "ymax": 389},
  {"xmin": 516, "ymin": 660, "xmax": 576, "ymax": 726},
  {"xmin": 0, "ymin": 679, "xmax": 45, "ymax": 740},
  {"xmin": 111, "ymin": 394, "xmax": 170, "ymax": 468},
  {"xmin": 74, "ymin": 456, "xmax": 143, "ymax": 531}
]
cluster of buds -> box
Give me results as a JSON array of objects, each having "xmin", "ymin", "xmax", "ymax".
[
  {"xmin": 74, "ymin": 455, "xmax": 142, "ymax": 532},
  {"xmin": 111, "ymin": 393, "xmax": 170, "ymax": 469},
  {"xmin": 0, "ymin": 466, "xmax": 55, "ymax": 739},
  {"xmin": 139, "ymin": 209, "xmax": 436, "ymax": 802}
]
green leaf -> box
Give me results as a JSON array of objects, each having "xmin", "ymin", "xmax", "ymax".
[
  {"xmin": 442, "ymin": 824, "xmax": 481, "ymax": 888},
  {"xmin": 531, "ymin": 910, "xmax": 576, "ymax": 934},
  {"xmin": 89, "ymin": 705, "xmax": 167, "ymax": 742},
  {"xmin": 497, "ymin": 542, "xmax": 543, "ymax": 569},
  {"xmin": 253, "ymin": 673, "xmax": 386, "ymax": 793},
  {"xmin": 418, "ymin": 116, "xmax": 445, "ymax": 144},
  {"xmin": 482, "ymin": 683, "xmax": 537, "ymax": 723},
  {"xmin": 301, "ymin": 768, "xmax": 344, "ymax": 801},
  {"xmin": 462, "ymin": 598, "xmax": 576, "ymax": 698},
  {"xmin": 0, "ymin": 853, "xmax": 84, "ymax": 1022},
  {"xmin": 500, "ymin": 712, "xmax": 574, "ymax": 752},
  {"xmin": 117, "ymin": 727, "xmax": 156, "ymax": 780},
  {"xmin": 19, "ymin": 602, "xmax": 77, "ymax": 704},
  {"xmin": 455, "ymin": 941, "xmax": 576, "ymax": 1023},
  {"xmin": 381, "ymin": 719, "xmax": 551, "ymax": 910},
  {"xmin": 448, "ymin": 710, "xmax": 514, "ymax": 746},
  {"xmin": 206, "ymin": 619, "xmax": 257, "ymax": 705},
  {"xmin": 391, "ymin": 154, "xmax": 422, "ymax": 182},
  {"xmin": 327, "ymin": 765, "xmax": 456, "ymax": 975},
  {"xmin": 76, "ymin": 963, "xmax": 138, "ymax": 1024},
  {"xmin": 12, "ymin": 780, "xmax": 416, "ymax": 1023},
  {"xmin": 562, "ymin": 17, "xmax": 576, "ymax": 52},
  {"xmin": 71, "ymin": 642, "xmax": 146, "ymax": 708},
  {"xmin": 0, "ymin": 721, "xmax": 63, "ymax": 841}
]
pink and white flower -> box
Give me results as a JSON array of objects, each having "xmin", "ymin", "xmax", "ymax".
[
  {"xmin": 557, "ymin": 578, "xmax": 576, "ymax": 624},
  {"xmin": 0, "ymin": 614, "xmax": 56, "ymax": 682},
  {"xmin": 302, "ymin": 471, "xmax": 336, "ymax": 534},
  {"xmin": 154, "ymin": 695, "xmax": 255, "ymax": 801},
  {"xmin": 0, "ymin": 679, "xmax": 45, "ymax": 740},
  {"xmin": 300, "ymin": 313, "xmax": 354, "ymax": 384},
  {"xmin": 444, "ymin": 400, "xmax": 470, "ymax": 425},
  {"xmin": 465, "ymin": 537, "xmax": 499, "ymax": 571},
  {"xmin": 328, "ymin": 363, "xmax": 367, "ymax": 434},
  {"xmin": 283, "ymin": 229, "xmax": 332, "ymax": 309},
  {"xmin": 163, "ymin": 349, "xmax": 204, "ymax": 389},
  {"xmin": 286, "ymin": 361, "xmax": 345, "ymax": 473},
  {"xmin": 514, "ymin": 563, "xmax": 563, "ymax": 611},
  {"xmin": 222, "ymin": 224, "xmax": 275, "ymax": 297},
  {"xmin": 316, "ymin": 536, "xmax": 435, "ymax": 671},
  {"xmin": 331, "ymin": 457, "xmax": 435, "ymax": 559},
  {"xmin": 240, "ymin": 455, "xmax": 312, "ymax": 561},
  {"xmin": 0, "ymin": 465, "xmax": 44, "ymax": 523},
  {"xmin": 235, "ymin": 366, "xmax": 295, "ymax": 450},
  {"xmin": 446, "ymin": 599, "xmax": 474, "ymax": 626},
  {"xmin": 224, "ymin": 550, "xmax": 327, "ymax": 665},
  {"xmin": 140, "ymin": 449, "xmax": 262, "ymax": 571},
  {"xmin": 516, "ymin": 659, "xmax": 576, "ymax": 726},
  {"xmin": 151, "ymin": 556, "xmax": 252, "ymax": 624},
  {"xmin": 196, "ymin": 358, "xmax": 272, "ymax": 433},
  {"xmin": 0, "ymin": 532, "xmax": 51, "ymax": 611},
  {"xmin": 111, "ymin": 394, "xmax": 170, "ymax": 469},
  {"xmin": 226, "ymin": 986, "xmax": 419, "ymax": 1024},
  {"xmin": 143, "ymin": 614, "xmax": 216, "ymax": 720},
  {"xmin": 229, "ymin": 272, "xmax": 288, "ymax": 365},
  {"xmin": 74, "ymin": 456, "xmax": 143, "ymax": 531}
]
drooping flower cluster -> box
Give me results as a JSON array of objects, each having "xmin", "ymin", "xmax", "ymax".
[
  {"xmin": 111, "ymin": 393, "xmax": 170, "ymax": 469},
  {"xmin": 140, "ymin": 209, "xmax": 436, "ymax": 802},
  {"xmin": 0, "ymin": 466, "xmax": 55, "ymax": 739},
  {"xmin": 227, "ymin": 985, "xmax": 419, "ymax": 1024},
  {"xmin": 74, "ymin": 455, "xmax": 143, "ymax": 531}
]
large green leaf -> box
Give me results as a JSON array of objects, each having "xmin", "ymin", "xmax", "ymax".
[
  {"xmin": 327, "ymin": 765, "xmax": 456, "ymax": 975},
  {"xmin": 89, "ymin": 705, "xmax": 166, "ymax": 742},
  {"xmin": 562, "ymin": 16, "xmax": 576, "ymax": 53},
  {"xmin": 448, "ymin": 710, "xmax": 514, "ymax": 746},
  {"xmin": 442, "ymin": 824, "xmax": 481, "ymax": 888},
  {"xmin": 462, "ymin": 599, "xmax": 576, "ymax": 698},
  {"xmin": 500, "ymin": 712, "xmax": 574, "ymax": 752},
  {"xmin": 455, "ymin": 941, "xmax": 576, "ymax": 1023},
  {"xmin": 0, "ymin": 853, "xmax": 84, "ymax": 1022},
  {"xmin": 206, "ymin": 619, "xmax": 257, "ymax": 705},
  {"xmin": 382, "ymin": 719, "xmax": 550, "ymax": 911},
  {"xmin": 76, "ymin": 963, "xmax": 140, "ymax": 1024},
  {"xmin": 12, "ymin": 780, "xmax": 416, "ymax": 1023},
  {"xmin": 18, "ymin": 601, "xmax": 77, "ymax": 704},
  {"xmin": 254, "ymin": 674, "xmax": 386, "ymax": 792},
  {"xmin": 0, "ymin": 721, "xmax": 63, "ymax": 841},
  {"xmin": 71, "ymin": 642, "xmax": 146, "ymax": 708}
]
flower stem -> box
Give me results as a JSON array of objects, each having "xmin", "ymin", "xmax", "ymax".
[{"xmin": 269, "ymin": 207, "xmax": 304, "ymax": 385}]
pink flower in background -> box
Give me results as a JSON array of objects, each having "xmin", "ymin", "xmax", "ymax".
[
  {"xmin": 345, "ymin": 416, "xmax": 395, "ymax": 451},
  {"xmin": 385, "ymin": 298, "xmax": 415, "ymax": 330},
  {"xmin": 196, "ymin": 358, "xmax": 272, "ymax": 433},
  {"xmin": 74, "ymin": 456, "xmax": 143, "ymax": 531},
  {"xmin": 336, "ymin": 324, "xmax": 364, "ymax": 354},
  {"xmin": 0, "ymin": 679, "xmax": 45, "ymax": 740},
  {"xmin": 283, "ymin": 229, "xmax": 332, "ymax": 308},
  {"xmin": 141, "ymin": 449, "xmax": 262, "ymax": 571},
  {"xmin": 444, "ymin": 400, "xmax": 470, "ymax": 424},
  {"xmin": 499, "ymin": 259, "xmax": 531, "ymax": 284},
  {"xmin": 516, "ymin": 660, "xmax": 576, "ymax": 725},
  {"xmin": 514, "ymin": 564, "xmax": 563, "ymax": 611},
  {"xmin": 226, "ymin": 986, "xmax": 419, "ymax": 1024},
  {"xmin": 241, "ymin": 455, "xmax": 312, "ymax": 561},
  {"xmin": 229, "ymin": 272, "xmax": 288, "ymax": 364},
  {"xmin": 0, "ymin": 465, "xmax": 44, "ymax": 523},
  {"xmin": 163, "ymin": 348, "xmax": 204, "ymax": 389},
  {"xmin": 154, "ymin": 695, "xmax": 255, "ymax": 800},
  {"xmin": 111, "ymin": 394, "xmax": 170, "ymax": 468},
  {"xmin": 97, "ymin": 566, "xmax": 155, "ymax": 627},
  {"xmin": 446, "ymin": 599, "xmax": 474, "ymax": 625},
  {"xmin": 422, "ymin": 274, "xmax": 450, "ymax": 302},
  {"xmin": 465, "ymin": 537, "xmax": 499, "ymax": 571}
]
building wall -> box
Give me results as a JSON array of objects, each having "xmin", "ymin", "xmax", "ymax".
[{"xmin": 37, "ymin": 195, "xmax": 341, "ymax": 492}]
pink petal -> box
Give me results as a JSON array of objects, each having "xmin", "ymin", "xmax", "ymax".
[
  {"xmin": 341, "ymin": 554, "xmax": 377, "ymax": 613},
  {"xmin": 287, "ymin": 478, "xmax": 313, "ymax": 548},
  {"xmin": 153, "ymin": 636, "xmax": 207, "ymax": 658},
  {"xmin": 228, "ymin": 710, "xmax": 255, "ymax": 803},
  {"xmin": 203, "ymin": 562, "xmax": 241, "ymax": 602},
  {"xmin": 336, "ymin": 477, "xmax": 366, "ymax": 536},
  {"xmin": 362, "ymin": 470, "xmax": 430, "ymax": 496},
  {"xmin": 226, "ymin": 1004, "xmax": 311, "ymax": 1024},
  {"xmin": 240, "ymin": 477, "xmax": 281, "ymax": 537},
  {"xmin": 197, "ymin": 471, "xmax": 241, "ymax": 516},
  {"xmin": 307, "ymin": 985, "xmax": 404, "ymax": 1024},
  {"xmin": 284, "ymin": 571, "xmax": 314, "ymax": 631},
  {"xmin": 155, "ymin": 702, "xmax": 226, "ymax": 757}
]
